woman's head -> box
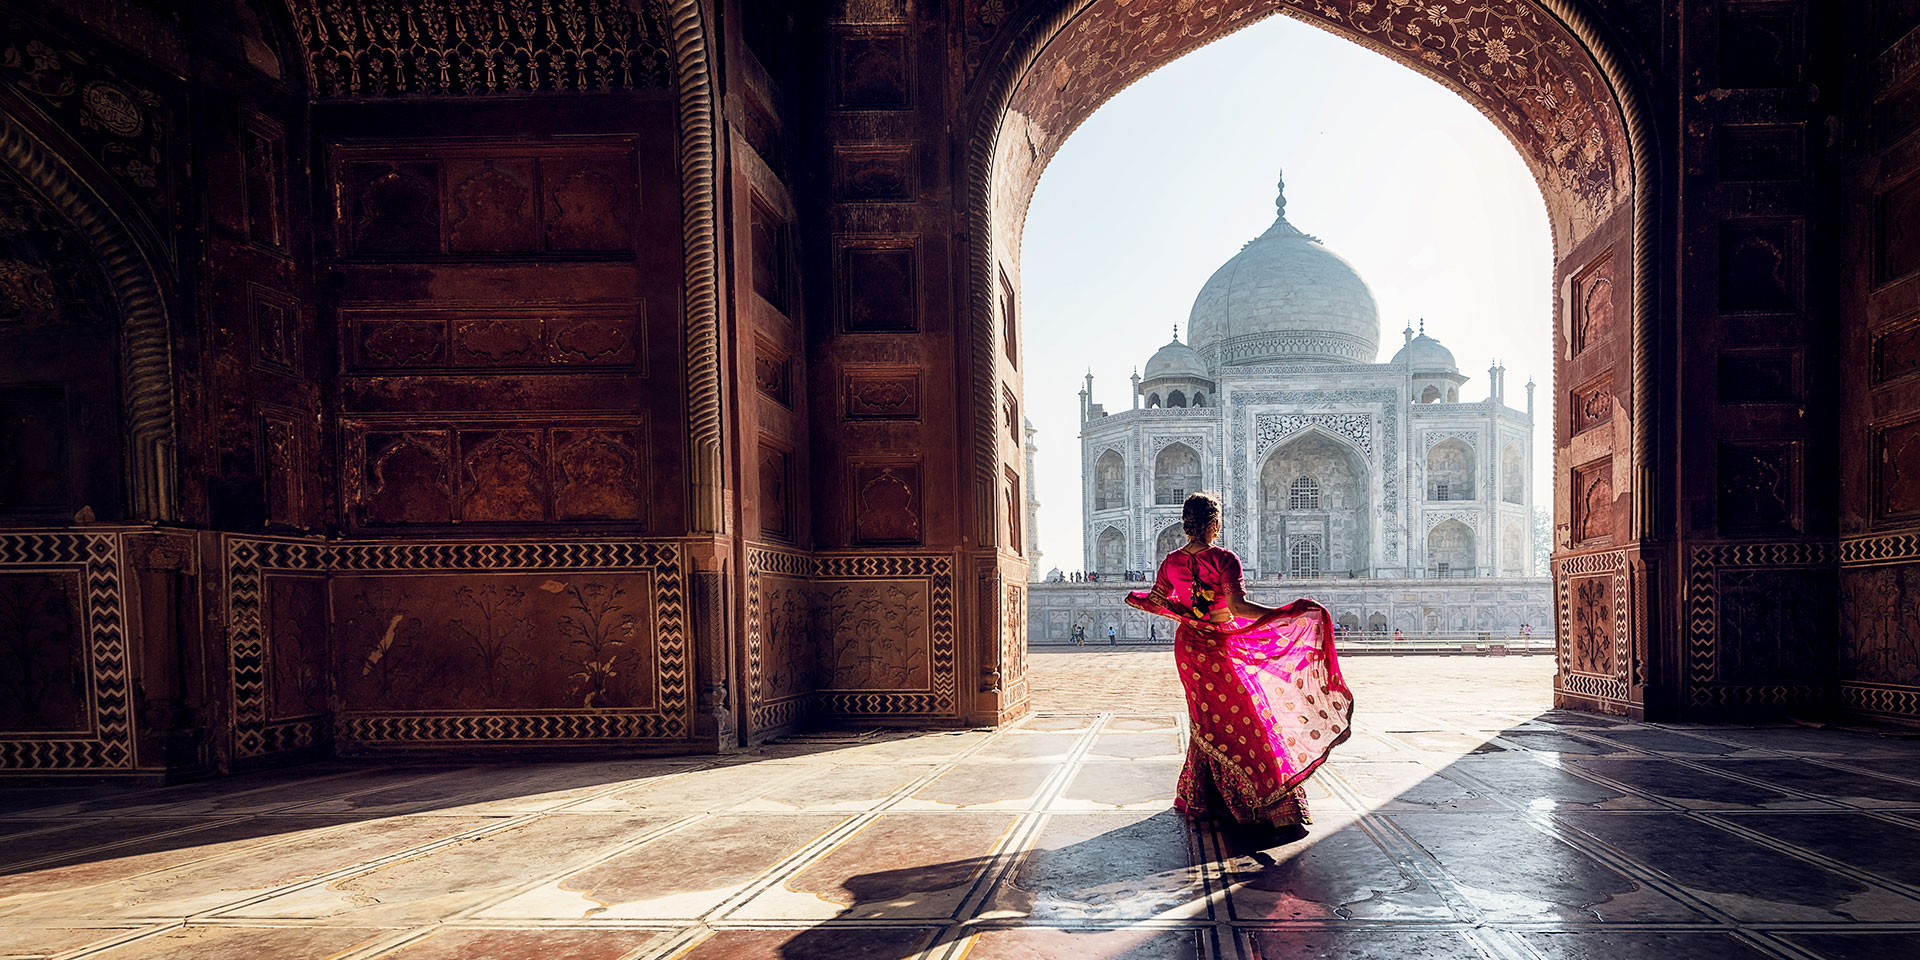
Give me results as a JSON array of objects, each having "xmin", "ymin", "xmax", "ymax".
[{"xmin": 1182, "ymin": 491, "xmax": 1222, "ymax": 543}]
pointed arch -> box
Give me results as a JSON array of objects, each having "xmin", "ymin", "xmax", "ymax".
[
  {"xmin": 1153, "ymin": 441, "xmax": 1201, "ymax": 505},
  {"xmin": 0, "ymin": 111, "xmax": 178, "ymax": 521}
]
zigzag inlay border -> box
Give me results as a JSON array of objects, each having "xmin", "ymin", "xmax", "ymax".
[
  {"xmin": 0, "ymin": 531, "xmax": 133, "ymax": 770},
  {"xmin": 225, "ymin": 535, "xmax": 330, "ymax": 760},
  {"xmin": 338, "ymin": 710, "xmax": 682, "ymax": 743},
  {"xmin": 814, "ymin": 553, "xmax": 958, "ymax": 717},
  {"xmin": 226, "ymin": 535, "xmax": 694, "ymax": 754},
  {"xmin": 1684, "ymin": 540, "xmax": 1838, "ymax": 708},
  {"xmin": 1841, "ymin": 683, "xmax": 1920, "ymax": 719},
  {"xmin": 1839, "ymin": 532, "xmax": 1920, "ymax": 567}
]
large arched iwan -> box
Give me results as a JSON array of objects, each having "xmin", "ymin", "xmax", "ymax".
[{"xmin": 966, "ymin": 0, "xmax": 1660, "ymax": 716}]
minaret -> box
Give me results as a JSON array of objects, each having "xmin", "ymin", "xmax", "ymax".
[
  {"xmin": 1079, "ymin": 369, "xmax": 1092, "ymax": 424},
  {"xmin": 1130, "ymin": 367, "xmax": 1141, "ymax": 409},
  {"xmin": 1525, "ymin": 377, "xmax": 1536, "ymax": 418},
  {"xmin": 1488, "ymin": 359, "xmax": 1500, "ymax": 402},
  {"xmin": 1023, "ymin": 417, "xmax": 1043, "ymax": 579}
]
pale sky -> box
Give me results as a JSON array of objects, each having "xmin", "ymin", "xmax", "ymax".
[{"xmin": 1022, "ymin": 13, "xmax": 1555, "ymax": 573}]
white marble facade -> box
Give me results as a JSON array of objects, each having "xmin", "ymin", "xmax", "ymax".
[{"xmin": 1078, "ymin": 177, "xmax": 1540, "ymax": 583}]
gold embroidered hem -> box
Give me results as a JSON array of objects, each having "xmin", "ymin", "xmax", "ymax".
[{"xmin": 1175, "ymin": 741, "xmax": 1311, "ymax": 826}]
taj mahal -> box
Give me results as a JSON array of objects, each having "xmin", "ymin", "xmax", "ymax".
[{"xmin": 1033, "ymin": 176, "xmax": 1553, "ymax": 642}]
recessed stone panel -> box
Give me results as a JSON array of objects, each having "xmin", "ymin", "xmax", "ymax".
[
  {"xmin": 841, "ymin": 244, "xmax": 917, "ymax": 332},
  {"xmin": 1874, "ymin": 417, "xmax": 1920, "ymax": 521},
  {"xmin": 1718, "ymin": 441, "xmax": 1799, "ymax": 534},
  {"xmin": 345, "ymin": 160, "xmax": 441, "ymax": 254},
  {"xmin": 1719, "ymin": 350, "xmax": 1801, "ymax": 404},
  {"xmin": 759, "ymin": 442, "xmax": 792, "ymax": 541},
  {"xmin": 1571, "ymin": 373, "xmax": 1613, "ymax": 434},
  {"xmin": 1573, "ymin": 458, "xmax": 1614, "ymax": 545},
  {"xmin": 1875, "ymin": 173, "xmax": 1920, "ymax": 286},
  {"xmin": 1717, "ymin": 124, "xmax": 1804, "ymax": 181},
  {"xmin": 447, "ymin": 159, "xmax": 538, "ymax": 252},
  {"xmin": 853, "ymin": 460, "xmax": 922, "ymax": 544},
  {"xmin": 834, "ymin": 144, "xmax": 916, "ymax": 202},
  {"xmin": 1718, "ymin": 221, "xmax": 1800, "ymax": 312},
  {"xmin": 1718, "ymin": 3, "xmax": 1802, "ymax": 88},
  {"xmin": 0, "ymin": 570, "xmax": 85, "ymax": 732},
  {"xmin": 1871, "ymin": 317, "xmax": 1920, "ymax": 386},
  {"xmin": 544, "ymin": 155, "xmax": 634, "ymax": 251},
  {"xmin": 331, "ymin": 570, "xmax": 660, "ymax": 712},
  {"xmin": 1715, "ymin": 569, "xmax": 1837, "ymax": 684},
  {"xmin": 1572, "ymin": 253, "xmax": 1614, "ymax": 355},
  {"xmin": 242, "ymin": 116, "xmax": 288, "ymax": 250},
  {"xmin": 754, "ymin": 336, "xmax": 792, "ymax": 407},
  {"xmin": 833, "ymin": 32, "xmax": 911, "ymax": 109},
  {"xmin": 265, "ymin": 574, "xmax": 328, "ymax": 722},
  {"xmin": 845, "ymin": 369, "xmax": 920, "ymax": 419}
]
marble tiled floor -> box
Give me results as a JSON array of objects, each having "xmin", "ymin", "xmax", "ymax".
[{"xmin": 3, "ymin": 654, "xmax": 1920, "ymax": 959}]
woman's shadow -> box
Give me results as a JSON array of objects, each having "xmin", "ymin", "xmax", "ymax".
[{"xmin": 769, "ymin": 812, "xmax": 1312, "ymax": 960}]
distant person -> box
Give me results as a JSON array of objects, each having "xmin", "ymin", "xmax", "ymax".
[
  {"xmin": 1107, "ymin": 625, "xmax": 1116, "ymax": 645},
  {"xmin": 1126, "ymin": 492, "xmax": 1354, "ymax": 835}
]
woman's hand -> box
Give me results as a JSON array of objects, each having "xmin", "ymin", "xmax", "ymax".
[{"xmin": 1207, "ymin": 605, "xmax": 1235, "ymax": 625}]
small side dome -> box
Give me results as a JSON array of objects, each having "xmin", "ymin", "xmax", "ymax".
[
  {"xmin": 1143, "ymin": 329, "xmax": 1210, "ymax": 382},
  {"xmin": 1390, "ymin": 323, "xmax": 1458, "ymax": 373}
]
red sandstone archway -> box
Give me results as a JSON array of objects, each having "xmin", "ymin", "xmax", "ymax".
[{"xmin": 967, "ymin": 0, "xmax": 1659, "ymax": 717}]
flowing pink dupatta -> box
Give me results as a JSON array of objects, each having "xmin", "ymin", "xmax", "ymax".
[{"xmin": 1127, "ymin": 546, "xmax": 1355, "ymax": 824}]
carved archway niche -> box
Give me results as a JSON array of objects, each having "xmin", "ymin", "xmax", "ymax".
[{"xmin": 971, "ymin": 0, "xmax": 1657, "ymax": 716}]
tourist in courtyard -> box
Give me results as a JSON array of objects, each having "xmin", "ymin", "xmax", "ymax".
[{"xmin": 1126, "ymin": 492, "xmax": 1354, "ymax": 833}]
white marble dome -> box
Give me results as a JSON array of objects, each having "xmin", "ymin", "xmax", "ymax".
[
  {"xmin": 1142, "ymin": 333, "xmax": 1210, "ymax": 381},
  {"xmin": 1390, "ymin": 329, "xmax": 1459, "ymax": 373},
  {"xmin": 1186, "ymin": 178, "xmax": 1381, "ymax": 366}
]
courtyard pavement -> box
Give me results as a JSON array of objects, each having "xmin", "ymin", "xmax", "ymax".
[{"xmin": 1, "ymin": 652, "xmax": 1918, "ymax": 958}]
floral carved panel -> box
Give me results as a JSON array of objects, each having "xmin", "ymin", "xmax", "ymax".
[
  {"xmin": 290, "ymin": 0, "xmax": 671, "ymax": 98},
  {"xmin": 333, "ymin": 572, "xmax": 659, "ymax": 713}
]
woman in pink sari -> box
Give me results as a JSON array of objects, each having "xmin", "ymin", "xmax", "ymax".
[{"xmin": 1127, "ymin": 492, "xmax": 1354, "ymax": 829}]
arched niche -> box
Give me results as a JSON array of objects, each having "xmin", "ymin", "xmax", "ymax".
[
  {"xmin": 1259, "ymin": 430, "xmax": 1368, "ymax": 578},
  {"xmin": 1502, "ymin": 519, "xmax": 1529, "ymax": 576},
  {"xmin": 0, "ymin": 112, "xmax": 179, "ymax": 522},
  {"xmin": 1419, "ymin": 385, "xmax": 1442, "ymax": 404},
  {"xmin": 1095, "ymin": 526, "xmax": 1126, "ymax": 574},
  {"xmin": 1093, "ymin": 449, "xmax": 1126, "ymax": 510},
  {"xmin": 1428, "ymin": 519, "xmax": 1476, "ymax": 576},
  {"xmin": 1153, "ymin": 442, "xmax": 1200, "ymax": 505},
  {"xmin": 1427, "ymin": 438, "xmax": 1475, "ymax": 501},
  {"xmin": 1167, "ymin": 390, "xmax": 1186, "ymax": 407},
  {"xmin": 968, "ymin": 0, "xmax": 1661, "ymax": 715},
  {"xmin": 1501, "ymin": 443, "xmax": 1525, "ymax": 504},
  {"xmin": 1154, "ymin": 522, "xmax": 1185, "ymax": 559}
]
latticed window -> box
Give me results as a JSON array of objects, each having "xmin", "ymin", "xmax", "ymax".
[
  {"xmin": 1433, "ymin": 481, "xmax": 1450, "ymax": 501},
  {"xmin": 1288, "ymin": 476, "xmax": 1320, "ymax": 509},
  {"xmin": 1289, "ymin": 539, "xmax": 1322, "ymax": 578}
]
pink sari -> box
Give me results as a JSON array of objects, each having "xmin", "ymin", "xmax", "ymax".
[{"xmin": 1126, "ymin": 546, "xmax": 1354, "ymax": 825}]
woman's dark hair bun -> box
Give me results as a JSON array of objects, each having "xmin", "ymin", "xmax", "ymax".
[{"xmin": 1181, "ymin": 491, "xmax": 1222, "ymax": 539}]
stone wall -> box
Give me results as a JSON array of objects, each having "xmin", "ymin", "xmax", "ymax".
[{"xmin": 1028, "ymin": 578, "xmax": 1554, "ymax": 644}]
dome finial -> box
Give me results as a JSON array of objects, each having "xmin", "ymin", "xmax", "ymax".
[
  {"xmin": 1275, "ymin": 169, "xmax": 1287, "ymax": 219},
  {"xmin": 1172, "ymin": 323, "xmax": 1180, "ymax": 342},
  {"xmin": 1419, "ymin": 318, "xmax": 1426, "ymax": 336}
]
